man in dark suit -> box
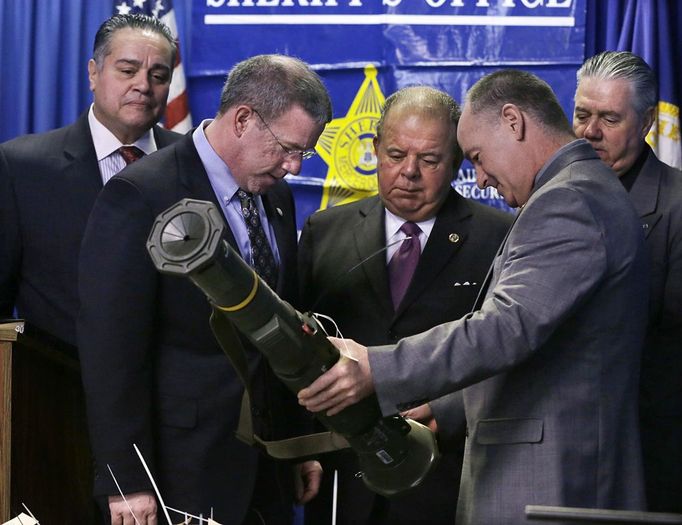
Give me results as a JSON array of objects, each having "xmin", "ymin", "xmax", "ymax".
[
  {"xmin": 574, "ymin": 50, "xmax": 682, "ymax": 512},
  {"xmin": 77, "ymin": 54, "xmax": 332, "ymax": 525},
  {"xmin": 299, "ymin": 86, "xmax": 512, "ymax": 524},
  {"xmin": 299, "ymin": 70, "xmax": 649, "ymax": 524},
  {"xmin": 0, "ymin": 14, "xmax": 179, "ymax": 348}
]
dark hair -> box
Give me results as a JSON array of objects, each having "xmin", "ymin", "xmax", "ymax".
[
  {"xmin": 376, "ymin": 85, "xmax": 463, "ymax": 168},
  {"xmin": 217, "ymin": 54, "xmax": 332, "ymax": 125},
  {"xmin": 93, "ymin": 14, "xmax": 177, "ymax": 68},
  {"xmin": 467, "ymin": 69, "xmax": 573, "ymax": 135},
  {"xmin": 577, "ymin": 51, "xmax": 657, "ymax": 116}
]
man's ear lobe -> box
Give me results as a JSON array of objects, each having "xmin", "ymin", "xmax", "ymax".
[
  {"xmin": 641, "ymin": 106, "xmax": 656, "ymax": 139},
  {"xmin": 501, "ymin": 103, "xmax": 525, "ymax": 140},
  {"xmin": 233, "ymin": 106, "xmax": 253, "ymax": 138},
  {"xmin": 87, "ymin": 59, "xmax": 98, "ymax": 91}
]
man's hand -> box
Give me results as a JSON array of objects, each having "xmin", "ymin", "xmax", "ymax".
[
  {"xmin": 298, "ymin": 337, "xmax": 374, "ymax": 416},
  {"xmin": 109, "ymin": 491, "xmax": 157, "ymax": 525},
  {"xmin": 401, "ymin": 403, "xmax": 438, "ymax": 433},
  {"xmin": 294, "ymin": 460, "xmax": 323, "ymax": 504}
]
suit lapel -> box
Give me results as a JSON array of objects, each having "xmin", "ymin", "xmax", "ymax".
[
  {"xmin": 395, "ymin": 190, "xmax": 471, "ymax": 317},
  {"xmin": 628, "ymin": 148, "xmax": 662, "ymax": 240},
  {"xmin": 152, "ymin": 125, "xmax": 181, "ymax": 148},
  {"xmin": 354, "ymin": 197, "xmax": 394, "ymax": 314},
  {"xmin": 61, "ymin": 112, "xmax": 104, "ymax": 225},
  {"xmin": 261, "ymin": 186, "xmax": 292, "ymax": 293},
  {"xmin": 176, "ymin": 134, "xmax": 239, "ymax": 250},
  {"xmin": 471, "ymin": 208, "xmax": 520, "ymax": 312}
]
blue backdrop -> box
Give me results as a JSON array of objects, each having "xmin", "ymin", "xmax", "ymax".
[{"xmin": 1, "ymin": 0, "xmax": 680, "ymax": 227}]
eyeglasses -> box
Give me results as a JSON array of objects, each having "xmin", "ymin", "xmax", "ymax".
[{"xmin": 252, "ymin": 109, "xmax": 317, "ymax": 161}]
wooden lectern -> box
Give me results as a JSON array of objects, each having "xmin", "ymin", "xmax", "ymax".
[{"xmin": 0, "ymin": 321, "xmax": 98, "ymax": 524}]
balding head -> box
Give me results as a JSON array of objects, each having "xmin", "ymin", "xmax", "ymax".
[{"xmin": 374, "ymin": 86, "xmax": 463, "ymax": 221}]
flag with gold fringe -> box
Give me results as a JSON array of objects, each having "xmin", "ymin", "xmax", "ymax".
[{"xmin": 616, "ymin": 0, "xmax": 681, "ymax": 168}]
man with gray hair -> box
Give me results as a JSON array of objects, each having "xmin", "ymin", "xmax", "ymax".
[
  {"xmin": 78, "ymin": 54, "xmax": 332, "ymax": 524},
  {"xmin": 574, "ymin": 50, "xmax": 682, "ymax": 513},
  {"xmin": 299, "ymin": 69, "xmax": 649, "ymax": 524}
]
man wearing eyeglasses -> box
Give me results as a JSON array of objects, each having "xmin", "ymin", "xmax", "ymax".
[{"xmin": 77, "ymin": 54, "xmax": 332, "ymax": 525}]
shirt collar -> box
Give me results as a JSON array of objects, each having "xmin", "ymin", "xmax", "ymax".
[
  {"xmin": 88, "ymin": 104, "xmax": 157, "ymax": 161},
  {"xmin": 384, "ymin": 207, "xmax": 436, "ymax": 240},
  {"xmin": 192, "ymin": 119, "xmax": 241, "ymax": 205}
]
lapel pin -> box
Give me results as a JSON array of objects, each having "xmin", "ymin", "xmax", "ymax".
[
  {"xmin": 276, "ymin": 207, "xmax": 284, "ymax": 217},
  {"xmin": 448, "ymin": 233, "xmax": 460, "ymax": 243}
]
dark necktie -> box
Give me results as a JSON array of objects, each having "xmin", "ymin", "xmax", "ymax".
[
  {"xmin": 236, "ymin": 189, "xmax": 278, "ymax": 289},
  {"xmin": 119, "ymin": 145, "xmax": 144, "ymax": 165},
  {"xmin": 388, "ymin": 221, "xmax": 422, "ymax": 309}
]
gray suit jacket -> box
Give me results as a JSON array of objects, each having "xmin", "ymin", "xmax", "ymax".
[
  {"xmin": 632, "ymin": 146, "xmax": 682, "ymax": 511},
  {"xmin": 369, "ymin": 140, "xmax": 649, "ymax": 524},
  {"xmin": 298, "ymin": 190, "xmax": 512, "ymax": 524}
]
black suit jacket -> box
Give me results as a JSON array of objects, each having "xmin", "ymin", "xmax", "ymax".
[
  {"xmin": 0, "ymin": 111, "xmax": 179, "ymax": 346},
  {"xmin": 298, "ymin": 190, "xmax": 513, "ymax": 524},
  {"xmin": 77, "ymin": 133, "xmax": 304, "ymax": 524},
  {"xmin": 632, "ymin": 146, "xmax": 682, "ymax": 512}
]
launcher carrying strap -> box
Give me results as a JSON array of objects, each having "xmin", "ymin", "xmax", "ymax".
[{"xmin": 209, "ymin": 307, "xmax": 349, "ymax": 459}]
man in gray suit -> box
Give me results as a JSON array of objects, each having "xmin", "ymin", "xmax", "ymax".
[
  {"xmin": 574, "ymin": 50, "xmax": 682, "ymax": 513},
  {"xmin": 299, "ymin": 69, "xmax": 649, "ymax": 524}
]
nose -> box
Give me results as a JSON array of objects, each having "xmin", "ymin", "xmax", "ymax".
[
  {"xmin": 282, "ymin": 154, "xmax": 302, "ymax": 176},
  {"xmin": 475, "ymin": 167, "xmax": 489, "ymax": 189},
  {"xmin": 133, "ymin": 70, "xmax": 151, "ymax": 93},
  {"xmin": 401, "ymin": 155, "xmax": 419, "ymax": 180},
  {"xmin": 582, "ymin": 118, "xmax": 602, "ymax": 140}
]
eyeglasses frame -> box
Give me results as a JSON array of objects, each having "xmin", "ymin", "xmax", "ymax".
[{"xmin": 252, "ymin": 108, "xmax": 317, "ymax": 161}]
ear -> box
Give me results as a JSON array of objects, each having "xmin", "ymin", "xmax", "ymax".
[
  {"xmin": 641, "ymin": 106, "xmax": 656, "ymax": 140},
  {"xmin": 87, "ymin": 59, "xmax": 98, "ymax": 92},
  {"xmin": 233, "ymin": 105, "xmax": 254, "ymax": 138},
  {"xmin": 501, "ymin": 103, "xmax": 525, "ymax": 141},
  {"xmin": 373, "ymin": 135, "xmax": 380, "ymax": 155}
]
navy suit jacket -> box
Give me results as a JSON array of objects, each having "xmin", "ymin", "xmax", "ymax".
[
  {"xmin": 298, "ymin": 190, "xmax": 512, "ymax": 524},
  {"xmin": 0, "ymin": 111, "xmax": 179, "ymax": 346},
  {"xmin": 77, "ymin": 133, "xmax": 304, "ymax": 523}
]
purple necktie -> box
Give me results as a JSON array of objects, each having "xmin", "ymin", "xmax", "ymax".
[
  {"xmin": 388, "ymin": 221, "xmax": 422, "ymax": 308},
  {"xmin": 119, "ymin": 145, "xmax": 144, "ymax": 165}
]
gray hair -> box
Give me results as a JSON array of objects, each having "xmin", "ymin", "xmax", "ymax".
[
  {"xmin": 376, "ymin": 85, "xmax": 463, "ymax": 168},
  {"xmin": 217, "ymin": 54, "xmax": 332, "ymax": 125},
  {"xmin": 93, "ymin": 14, "xmax": 177, "ymax": 69},
  {"xmin": 466, "ymin": 69, "xmax": 573, "ymax": 135},
  {"xmin": 576, "ymin": 51, "xmax": 657, "ymax": 117}
]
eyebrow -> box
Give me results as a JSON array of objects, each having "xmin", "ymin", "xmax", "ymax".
[
  {"xmin": 279, "ymin": 134, "xmax": 308, "ymax": 152},
  {"xmin": 114, "ymin": 58, "xmax": 171, "ymax": 71},
  {"xmin": 574, "ymin": 105, "xmax": 620, "ymax": 117}
]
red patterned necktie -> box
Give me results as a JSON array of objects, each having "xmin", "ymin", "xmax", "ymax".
[
  {"xmin": 119, "ymin": 145, "xmax": 144, "ymax": 165},
  {"xmin": 388, "ymin": 221, "xmax": 422, "ymax": 309}
]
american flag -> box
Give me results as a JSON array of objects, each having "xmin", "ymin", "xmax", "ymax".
[{"xmin": 114, "ymin": 0, "xmax": 192, "ymax": 132}]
